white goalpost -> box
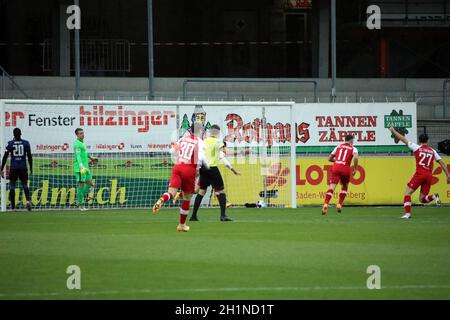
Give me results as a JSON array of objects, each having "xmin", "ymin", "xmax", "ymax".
[{"xmin": 0, "ymin": 100, "xmax": 297, "ymax": 211}]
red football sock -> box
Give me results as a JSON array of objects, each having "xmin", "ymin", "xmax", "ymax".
[
  {"xmin": 179, "ymin": 200, "xmax": 190, "ymax": 225},
  {"xmin": 179, "ymin": 214, "xmax": 187, "ymax": 225},
  {"xmin": 404, "ymin": 195, "xmax": 411, "ymax": 214},
  {"xmin": 338, "ymin": 187, "xmax": 348, "ymax": 205},
  {"xmin": 162, "ymin": 192, "xmax": 173, "ymax": 202},
  {"xmin": 421, "ymin": 194, "xmax": 435, "ymax": 203},
  {"xmin": 324, "ymin": 189, "xmax": 333, "ymax": 205}
]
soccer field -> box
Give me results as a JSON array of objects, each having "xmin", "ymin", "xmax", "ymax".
[{"xmin": 0, "ymin": 207, "xmax": 449, "ymax": 300}]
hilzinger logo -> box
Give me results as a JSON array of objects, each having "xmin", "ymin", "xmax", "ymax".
[
  {"xmin": 96, "ymin": 143, "xmax": 125, "ymax": 151},
  {"xmin": 36, "ymin": 143, "xmax": 70, "ymax": 152},
  {"xmin": 79, "ymin": 105, "xmax": 176, "ymax": 133}
]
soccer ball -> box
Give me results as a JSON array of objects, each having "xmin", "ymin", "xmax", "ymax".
[{"xmin": 256, "ymin": 200, "xmax": 267, "ymax": 208}]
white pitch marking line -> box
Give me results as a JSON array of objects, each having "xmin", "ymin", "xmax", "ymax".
[{"xmin": 1, "ymin": 285, "xmax": 450, "ymax": 298}]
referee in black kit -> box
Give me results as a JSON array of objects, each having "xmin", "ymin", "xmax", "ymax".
[{"xmin": 190, "ymin": 124, "xmax": 240, "ymax": 222}]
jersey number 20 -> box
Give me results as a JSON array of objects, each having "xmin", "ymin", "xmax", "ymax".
[{"xmin": 13, "ymin": 144, "xmax": 24, "ymax": 157}]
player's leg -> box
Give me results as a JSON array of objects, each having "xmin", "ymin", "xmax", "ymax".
[
  {"xmin": 402, "ymin": 187, "xmax": 415, "ymax": 219},
  {"xmin": 153, "ymin": 187, "xmax": 177, "ymax": 213},
  {"xmin": 403, "ymin": 174, "xmax": 420, "ymax": 219},
  {"xmin": 190, "ymin": 170, "xmax": 208, "ymax": 221},
  {"xmin": 322, "ymin": 170, "xmax": 339, "ymax": 215},
  {"xmin": 153, "ymin": 168, "xmax": 180, "ymax": 213},
  {"xmin": 79, "ymin": 179, "xmax": 94, "ymax": 211},
  {"xmin": 77, "ymin": 182, "xmax": 88, "ymax": 211},
  {"xmin": 177, "ymin": 192, "xmax": 193, "ymax": 232},
  {"xmin": 83, "ymin": 175, "xmax": 95, "ymax": 204},
  {"xmin": 418, "ymin": 177, "xmax": 440, "ymax": 206},
  {"xmin": 173, "ymin": 173, "xmax": 193, "ymax": 205},
  {"xmin": 75, "ymin": 171, "xmax": 88, "ymax": 211},
  {"xmin": 173, "ymin": 189, "xmax": 183, "ymax": 205},
  {"xmin": 190, "ymin": 188, "xmax": 206, "ymax": 221},
  {"xmin": 9, "ymin": 169, "xmax": 18, "ymax": 210},
  {"xmin": 174, "ymin": 176, "xmax": 199, "ymax": 205},
  {"xmin": 211, "ymin": 168, "xmax": 231, "ymax": 221},
  {"xmin": 215, "ymin": 188, "xmax": 232, "ymax": 221},
  {"xmin": 336, "ymin": 183, "xmax": 348, "ymax": 213},
  {"xmin": 336, "ymin": 174, "xmax": 350, "ymax": 213},
  {"xmin": 177, "ymin": 169, "xmax": 197, "ymax": 231},
  {"xmin": 18, "ymin": 169, "xmax": 31, "ymax": 211},
  {"xmin": 9, "ymin": 184, "xmax": 16, "ymax": 210},
  {"xmin": 212, "ymin": 171, "xmax": 232, "ymax": 209},
  {"xmin": 419, "ymin": 193, "xmax": 435, "ymax": 204}
]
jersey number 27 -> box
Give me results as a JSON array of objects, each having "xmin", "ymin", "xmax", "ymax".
[{"xmin": 418, "ymin": 152, "xmax": 433, "ymax": 168}]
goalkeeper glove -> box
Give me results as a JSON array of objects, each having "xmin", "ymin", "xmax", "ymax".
[{"xmin": 80, "ymin": 167, "xmax": 87, "ymax": 174}]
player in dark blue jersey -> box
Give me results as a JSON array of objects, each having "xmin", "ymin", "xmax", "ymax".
[{"xmin": 1, "ymin": 128, "xmax": 33, "ymax": 211}]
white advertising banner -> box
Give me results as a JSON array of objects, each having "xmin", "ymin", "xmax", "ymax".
[
  {"xmin": 178, "ymin": 102, "xmax": 417, "ymax": 150},
  {"xmin": 2, "ymin": 102, "xmax": 178, "ymax": 153},
  {"xmin": 2, "ymin": 101, "xmax": 416, "ymax": 153},
  {"xmin": 293, "ymin": 102, "xmax": 417, "ymax": 148}
]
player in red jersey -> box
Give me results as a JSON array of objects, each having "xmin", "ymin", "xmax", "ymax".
[
  {"xmin": 322, "ymin": 134, "xmax": 359, "ymax": 215},
  {"xmin": 152, "ymin": 123, "xmax": 208, "ymax": 232},
  {"xmin": 389, "ymin": 127, "xmax": 449, "ymax": 219}
]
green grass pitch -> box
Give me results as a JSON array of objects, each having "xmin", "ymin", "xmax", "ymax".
[{"xmin": 0, "ymin": 206, "xmax": 449, "ymax": 300}]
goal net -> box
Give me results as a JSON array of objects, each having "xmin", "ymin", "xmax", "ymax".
[{"xmin": 0, "ymin": 100, "xmax": 296, "ymax": 211}]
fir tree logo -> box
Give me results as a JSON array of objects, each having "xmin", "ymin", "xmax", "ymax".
[
  {"xmin": 179, "ymin": 105, "xmax": 211, "ymax": 138},
  {"xmin": 384, "ymin": 109, "xmax": 412, "ymax": 144},
  {"xmin": 179, "ymin": 114, "xmax": 191, "ymax": 137}
]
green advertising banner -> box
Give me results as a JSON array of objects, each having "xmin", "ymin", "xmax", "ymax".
[{"xmin": 1, "ymin": 157, "xmax": 173, "ymax": 209}]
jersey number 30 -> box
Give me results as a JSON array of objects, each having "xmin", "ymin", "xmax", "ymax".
[{"xmin": 179, "ymin": 141, "xmax": 195, "ymax": 161}]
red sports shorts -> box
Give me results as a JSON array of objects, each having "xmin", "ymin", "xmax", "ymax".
[
  {"xmin": 330, "ymin": 166, "xmax": 351, "ymax": 185},
  {"xmin": 169, "ymin": 164, "xmax": 196, "ymax": 194},
  {"xmin": 407, "ymin": 172, "xmax": 433, "ymax": 195}
]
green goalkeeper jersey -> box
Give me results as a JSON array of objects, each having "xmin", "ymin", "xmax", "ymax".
[{"xmin": 73, "ymin": 139, "xmax": 89, "ymax": 173}]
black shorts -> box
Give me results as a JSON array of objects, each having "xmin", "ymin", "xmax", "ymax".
[
  {"xmin": 9, "ymin": 167, "xmax": 28, "ymax": 185},
  {"xmin": 199, "ymin": 166, "xmax": 224, "ymax": 191}
]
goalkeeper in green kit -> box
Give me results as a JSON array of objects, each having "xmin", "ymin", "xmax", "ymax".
[{"xmin": 73, "ymin": 128, "xmax": 97, "ymax": 211}]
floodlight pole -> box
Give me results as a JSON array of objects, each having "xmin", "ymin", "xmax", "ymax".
[
  {"xmin": 74, "ymin": 0, "xmax": 80, "ymax": 100},
  {"xmin": 147, "ymin": 0, "xmax": 155, "ymax": 100},
  {"xmin": 331, "ymin": 0, "xmax": 337, "ymax": 102}
]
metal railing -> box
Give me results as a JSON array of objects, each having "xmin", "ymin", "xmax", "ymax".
[
  {"xmin": 42, "ymin": 39, "xmax": 131, "ymax": 73},
  {"xmin": 0, "ymin": 65, "xmax": 28, "ymax": 99},
  {"xmin": 182, "ymin": 79, "xmax": 318, "ymax": 102},
  {"xmin": 418, "ymin": 120, "xmax": 450, "ymax": 150}
]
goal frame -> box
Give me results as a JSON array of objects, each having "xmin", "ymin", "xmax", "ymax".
[{"xmin": 0, "ymin": 99, "xmax": 297, "ymax": 211}]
